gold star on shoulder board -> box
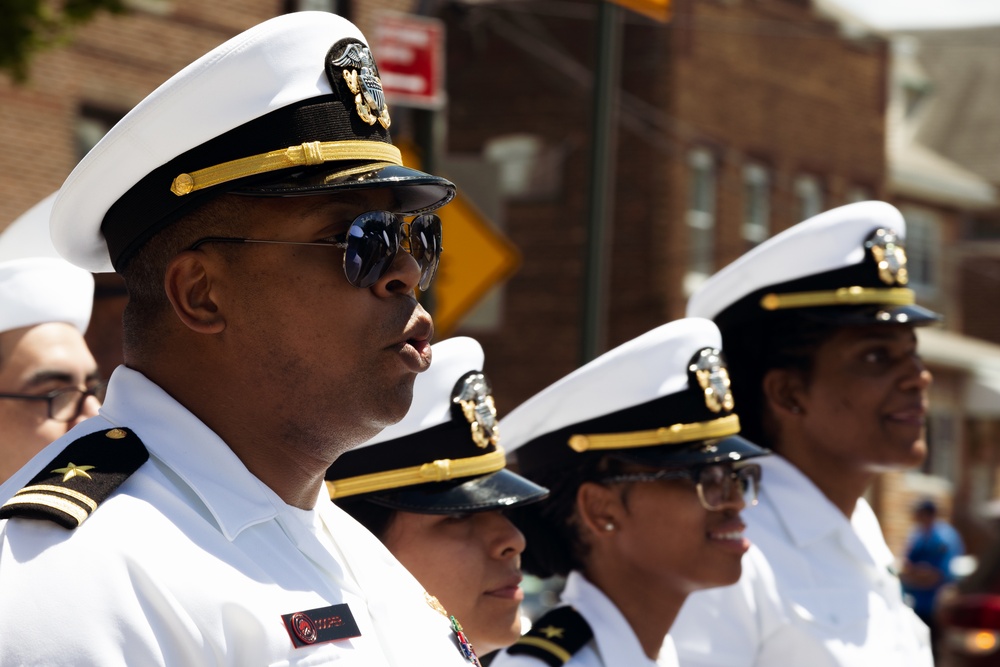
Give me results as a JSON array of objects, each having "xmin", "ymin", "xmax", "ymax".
[
  {"xmin": 51, "ymin": 463, "xmax": 95, "ymax": 482},
  {"xmin": 539, "ymin": 625, "xmax": 564, "ymax": 639}
]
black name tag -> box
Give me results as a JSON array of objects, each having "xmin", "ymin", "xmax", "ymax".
[{"xmin": 282, "ymin": 603, "xmax": 361, "ymax": 648}]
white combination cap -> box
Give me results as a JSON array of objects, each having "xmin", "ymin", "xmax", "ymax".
[
  {"xmin": 500, "ymin": 318, "xmax": 768, "ymax": 478},
  {"xmin": 686, "ymin": 201, "xmax": 940, "ymax": 330},
  {"xmin": 0, "ymin": 192, "xmax": 62, "ymax": 261},
  {"xmin": 51, "ymin": 11, "xmax": 455, "ymax": 273},
  {"xmin": 0, "ymin": 195, "xmax": 94, "ymax": 334},
  {"xmin": 326, "ymin": 337, "xmax": 547, "ymax": 513},
  {"xmin": 0, "ymin": 258, "xmax": 93, "ymax": 335}
]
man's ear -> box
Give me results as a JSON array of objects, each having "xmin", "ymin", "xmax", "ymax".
[
  {"xmin": 762, "ymin": 367, "xmax": 806, "ymax": 417},
  {"xmin": 576, "ymin": 481, "xmax": 626, "ymax": 540},
  {"xmin": 164, "ymin": 252, "xmax": 225, "ymax": 334}
]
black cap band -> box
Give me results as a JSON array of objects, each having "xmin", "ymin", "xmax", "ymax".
[{"xmin": 102, "ymin": 94, "xmax": 391, "ymax": 271}]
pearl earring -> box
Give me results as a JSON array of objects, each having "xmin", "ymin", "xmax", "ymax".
[{"xmin": 604, "ymin": 523, "xmax": 615, "ymax": 532}]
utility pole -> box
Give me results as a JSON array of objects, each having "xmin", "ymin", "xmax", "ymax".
[{"xmin": 580, "ymin": 1, "xmax": 623, "ymax": 365}]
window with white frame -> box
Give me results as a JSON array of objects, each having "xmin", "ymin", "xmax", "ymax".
[
  {"xmin": 900, "ymin": 205, "xmax": 941, "ymax": 296},
  {"xmin": 794, "ymin": 174, "xmax": 824, "ymax": 222},
  {"xmin": 284, "ymin": 0, "xmax": 343, "ymax": 12},
  {"xmin": 742, "ymin": 163, "xmax": 770, "ymax": 249},
  {"xmin": 685, "ymin": 148, "xmax": 716, "ymax": 296},
  {"xmin": 75, "ymin": 106, "xmax": 124, "ymax": 161},
  {"xmin": 846, "ymin": 185, "xmax": 873, "ymax": 204},
  {"xmin": 923, "ymin": 410, "xmax": 957, "ymax": 484}
]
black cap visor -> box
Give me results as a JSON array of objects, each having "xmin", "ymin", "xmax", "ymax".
[
  {"xmin": 794, "ymin": 302, "xmax": 942, "ymax": 328},
  {"xmin": 610, "ymin": 434, "xmax": 770, "ymax": 469},
  {"xmin": 234, "ymin": 163, "xmax": 456, "ymax": 215},
  {"xmin": 363, "ymin": 468, "xmax": 549, "ymax": 515}
]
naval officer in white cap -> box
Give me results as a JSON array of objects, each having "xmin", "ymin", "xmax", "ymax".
[
  {"xmin": 0, "ymin": 193, "xmax": 101, "ymax": 484},
  {"xmin": 671, "ymin": 202, "xmax": 936, "ymax": 666},
  {"xmin": 0, "ymin": 12, "xmax": 478, "ymax": 667},
  {"xmin": 490, "ymin": 318, "xmax": 770, "ymax": 667},
  {"xmin": 328, "ymin": 336, "xmax": 549, "ymax": 662}
]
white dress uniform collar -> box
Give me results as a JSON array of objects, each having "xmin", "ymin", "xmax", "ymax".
[
  {"xmin": 560, "ymin": 571, "xmax": 678, "ymax": 666},
  {"xmin": 756, "ymin": 455, "xmax": 894, "ymax": 570},
  {"xmin": 98, "ymin": 365, "xmax": 276, "ymax": 541},
  {"xmin": 756, "ymin": 455, "xmax": 853, "ymax": 548},
  {"xmin": 671, "ymin": 453, "xmax": 932, "ymax": 667},
  {"xmin": 0, "ymin": 367, "xmax": 478, "ymax": 666}
]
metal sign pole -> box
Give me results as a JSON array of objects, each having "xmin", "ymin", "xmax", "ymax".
[{"xmin": 581, "ymin": 1, "xmax": 622, "ymax": 365}]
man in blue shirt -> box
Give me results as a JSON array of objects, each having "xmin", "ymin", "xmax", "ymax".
[{"xmin": 901, "ymin": 498, "xmax": 965, "ymax": 658}]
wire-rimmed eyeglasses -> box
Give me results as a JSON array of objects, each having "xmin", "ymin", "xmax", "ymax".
[
  {"xmin": 600, "ymin": 462, "xmax": 761, "ymax": 512},
  {"xmin": 0, "ymin": 382, "xmax": 107, "ymax": 423}
]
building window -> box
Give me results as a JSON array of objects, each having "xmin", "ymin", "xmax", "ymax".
[
  {"xmin": 283, "ymin": 0, "xmax": 347, "ymax": 14},
  {"xmin": 483, "ymin": 134, "xmax": 563, "ymax": 201},
  {"xmin": 742, "ymin": 163, "xmax": 770, "ymax": 249},
  {"xmin": 846, "ymin": 185, "xmax": 873, "ymax": 204},
  {"xmin": 923, "ymin": 411, "xmax": 957, "ymax": 483},
  {"xmin": 900, "ymin": 205, "xmax": 941, "ymax": 296},
  {"xmin": 685, "ymin": 148, "xmax": 716, "ymax": 296},
  {"xmin": 75, "ymin": 105, "xmax": 125, "ymax": 161},
  {"xmin": 122, "ymin": 0, "xmax": 172, "ymax": 15},
  {"xmin": 794, "ymin": 174, "xmax": 824, "ymax": 222}
]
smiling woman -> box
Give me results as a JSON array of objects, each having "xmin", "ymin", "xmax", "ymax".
[
  {"xmin": 672, "ymin": 201, "xmax": 940, "ymax": 667},
  {"xmin": 490, "ymin": 318, "xmax": 770, "ymax": 667}
]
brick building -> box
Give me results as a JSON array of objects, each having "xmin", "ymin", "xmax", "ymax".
[
  {"xmin": 442, "ymin": 0, "xmax": 892, "ymax": 409},
  {"xmin": 438, "ymin": 0, "xmax": 1000, "ymax": 555},
  {"xmin": 3, "ymin": 0, "xmax": 998, "ymax": 557}
]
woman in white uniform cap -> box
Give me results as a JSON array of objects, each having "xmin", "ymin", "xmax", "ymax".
[
  {"xmin": 489, "ymin": 318, "xmax": 770, "ymax": 667},
  {"xmin": 671, "ymin": 201, "xmax": 937, "ymax": 666},
  {"xmin": 327, "ymin": 336, "xmax": 548, "ymax": 665}
]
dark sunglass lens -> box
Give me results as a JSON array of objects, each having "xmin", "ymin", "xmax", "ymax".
[
  {"xmin": 410, "ymin": 214, "xmax": 442, "ymax": 290},
  {"xmin": 344, "ymin": 211, "xmax": 399, "ymax": 288}
]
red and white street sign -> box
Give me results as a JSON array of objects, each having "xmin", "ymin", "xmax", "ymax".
[{"xmin": 374, "ymin": 13, "xmax": 445, "ymax": 110}]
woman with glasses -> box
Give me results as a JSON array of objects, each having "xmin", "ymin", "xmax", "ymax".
[
  {"xmin": 327, "ymin": 337, "xmax": 548, "ymax": 664},
  {"xmin": 672, "ymin": 202, "xmax": 936, "ymax": 666},
  {"xmin": 489, "ymin": 318, "xmax": 770, "ymax": 667}
]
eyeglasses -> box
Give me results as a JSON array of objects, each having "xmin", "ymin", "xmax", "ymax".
[
  {"xmin": 188, "ymin": 211, "xmax": 443, "ymax": 291},
  {"xmin": 0, "ymin": 382, "xmax": 108, "ymax": 423},
  {"xmin": 601, "ymin": 462, "xmax": 761, "ymax": 512}
]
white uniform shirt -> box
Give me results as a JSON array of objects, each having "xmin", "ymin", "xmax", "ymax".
[
  {"xmin": 0, "ymin": 366, "xmax": 473, "ymax": 667},
  {"xmin": 671, "ymin": 455, "xmax": 932, "ymax": 667},
  {"xmin": 492, "ymin": 571, "xmax": 680, "ymax": 667}
]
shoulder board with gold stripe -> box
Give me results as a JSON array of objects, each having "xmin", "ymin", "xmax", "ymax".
[
  {"xmin": 0, "ymin": 427, "xmax": 148, "ymax": 529},
  {"xmin": 505, "ymin": 606, "xmax": 593, "ymax": 666}
]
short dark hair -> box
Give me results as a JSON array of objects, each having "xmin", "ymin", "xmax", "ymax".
[
  {"xmin": 119, "ymin": 195, "xmax": 252, "ymax": 355},
  {"xmin": 721, "ymin": 314, "xmax": 838, "ymax": 452},
  {"xmin": 335, "ymin": 498, "xmax": 398, "ymax": 541},
  {"xmin": 510, "ymin": 454, "xmax": 631, "ymax": 579}
]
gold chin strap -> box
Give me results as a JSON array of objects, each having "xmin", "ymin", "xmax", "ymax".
[
  {"xmin": 759, "ymin": 286, "xmax": 915, "ymax": 311},
  {"xmin": 326, "ymin": 447, "xmax": 507, "ymax": 500},
  {"xmin": 567, "ymin": 414, "xmax": 741, "ymax": 452},
  {"xmin": 170, "ymin": 140, "xmax": 403, "ymax": 196}
]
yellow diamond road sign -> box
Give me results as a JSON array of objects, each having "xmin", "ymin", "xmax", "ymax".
[
  {"xmin": 433, "ymin": 194, "xmax": 520, "ymax": 335},
  {"xmin": 611, "ymin": 0, "xmax": 670, "ymax": 22},
  {"xmin": 400, "ymin": 144, "xmax": 521, "ymax": 336}
]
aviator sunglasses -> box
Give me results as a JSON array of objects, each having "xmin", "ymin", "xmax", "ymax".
[{"xmin": 188, "ymin": 211, "xmax": 442, "ymax": 290}]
